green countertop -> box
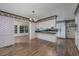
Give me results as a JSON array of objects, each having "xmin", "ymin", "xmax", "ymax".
[{"xmin": 35, "ymin": 31, "xmax": 57, "ymax": 34}]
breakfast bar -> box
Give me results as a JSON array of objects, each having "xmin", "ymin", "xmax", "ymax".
[{"xmin": 35, "ymin": 29, "xmax": 57, "ymax": 42}]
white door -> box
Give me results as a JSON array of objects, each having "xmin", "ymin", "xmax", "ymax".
[
  {"xmin": 56, "ymin": 22, "xmax": 66, "ymax": 38},
  {"xmin": 66, "ymin": 21, "xmax": 75, "ymax": 38}
]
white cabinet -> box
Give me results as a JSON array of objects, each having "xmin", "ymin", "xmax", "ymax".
[{"xmin": 56, "ymin": 22, "xmax": 66, "ymax": 38}]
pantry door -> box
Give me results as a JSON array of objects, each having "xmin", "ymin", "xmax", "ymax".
[
  {"xmin": 56, "ymin": 22, "xmax": 66, "ymax": 38},
  {"xmin": 66, "ymin": 21, "xmax": 75, "ymax": 39}
]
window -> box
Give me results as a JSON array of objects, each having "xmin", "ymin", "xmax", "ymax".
[
  {"xmin": 20, "ymin": 25, "xmax": 24, "ymax": 33},
  {"xmin": 14, "ymin": 25, "xmax": 17, "ymax": 34},
  {"xmin": 14, "ymin": 25, "xmax": 28, "ymax": 34},
  {"xmin": 25, "ymin": 26, "xmax": 28, "ymax": 33}
]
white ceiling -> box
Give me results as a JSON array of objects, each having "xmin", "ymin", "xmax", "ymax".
[{"xmin": 0, "ymin": 3, "xmax": 78, "ymax": 21}]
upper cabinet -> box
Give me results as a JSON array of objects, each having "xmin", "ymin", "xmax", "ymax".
[{"xmin": 36, "ymin": 15, "xmax": 57, "ymax": 30}]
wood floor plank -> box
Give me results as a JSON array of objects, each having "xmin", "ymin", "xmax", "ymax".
[{"xmin": 0, "ymin": 36, "xmax": 78, "ymax": 56}]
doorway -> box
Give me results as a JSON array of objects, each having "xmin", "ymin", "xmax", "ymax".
[{"xmin": 66, "ymin": 20, "xmax": 75, "ymax": 39}]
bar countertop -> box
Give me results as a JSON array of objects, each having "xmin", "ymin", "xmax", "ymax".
[{"xmin": 35, "ymin": 29, "xmax": 57, "ymax": 34}]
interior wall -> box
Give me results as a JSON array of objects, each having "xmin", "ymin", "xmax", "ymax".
[
  {"xmin": 75, "ymin": 12, "xmax": 79, "ymax": 50},
  {"xmin": 0, "ymin": 16, "xmax": 14, "ymax": 47}
]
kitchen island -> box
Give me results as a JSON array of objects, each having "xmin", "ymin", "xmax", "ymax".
[{"xmin": 35, "ymin": 29, "xmax": 57, "ymax": 42}]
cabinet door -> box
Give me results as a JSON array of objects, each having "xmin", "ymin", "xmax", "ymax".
[
  {"xmin": 60, "ymin": 22, "xmax": 66, "ymax": 38},
  {"xmin": 56, "ymin": 23, "xmax": 61, "ymax": 37},
  {"xmin": 56, "ymin": 22, "xmax": 65, "ymax": 38},
  {"xmin": 66, "ymin": 22, "xmax": 75, "ymax": 38}
]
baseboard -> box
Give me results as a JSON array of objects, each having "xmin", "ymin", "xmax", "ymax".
[
  {"xmin": 65, "ymin": 38, "xmax": 75, "ymax": 40},
  {"xmin": 57, "ymin": 37, "xmax": 66, "ymax": 39},
  {"xmin": 57, "ymin": 37, "xmax": 75, "ymax": 40}
]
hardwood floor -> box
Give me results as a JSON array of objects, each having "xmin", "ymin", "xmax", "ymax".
[
  {"xmin": 56, "ymin": 38, "xmax": 79, "ymax": 56},
  {"xmin": 0, "ymin": 36, "xmax": 79, "ymax": 56}
]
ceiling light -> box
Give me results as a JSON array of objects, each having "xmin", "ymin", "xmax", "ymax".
[{"xmin": 29, "ymin": 10, "xmax": 38, "ymax": 22}]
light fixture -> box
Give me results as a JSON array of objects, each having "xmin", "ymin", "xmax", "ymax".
[{"xmin": 29, "ymin": 10, "xmax": 38, "ymax": 22}]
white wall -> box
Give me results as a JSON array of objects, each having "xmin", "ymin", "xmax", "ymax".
[
  {"xmin": 0, "ymin": 16, "xmax": 14, "ymax": 47},
  {"xmin": 75, "ymin": 12, "xmax": 79, "ymax": 50},
  {"xmin": 14, "ymin": 19, "xmax": 29, "ymax": 36}
]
